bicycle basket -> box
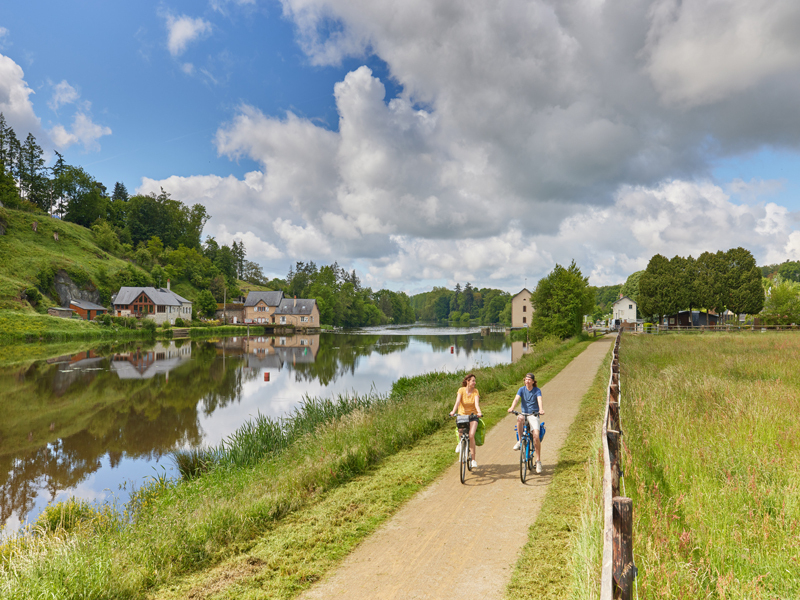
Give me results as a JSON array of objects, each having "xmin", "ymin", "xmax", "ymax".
[{"xmin": 456, "ymin": 415, "xmax": 471, "ymax": 426}]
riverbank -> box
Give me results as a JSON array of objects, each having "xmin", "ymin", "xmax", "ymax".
[
  {"xmin": 0, "ymin": 310, "xmax": 272, "ymax": 345},
  {"xmin": 0, "ymin": 335, "xmax": 598, "ymax": 599}
]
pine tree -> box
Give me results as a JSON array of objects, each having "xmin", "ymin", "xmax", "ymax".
[{"xmin": 112, "ymin": 181, "xmax": 129, "ymax": 201}]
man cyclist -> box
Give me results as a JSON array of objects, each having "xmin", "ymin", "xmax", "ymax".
[{"xmin": 507, "ymin": 372, "xmax": 545, "ymax": 474}]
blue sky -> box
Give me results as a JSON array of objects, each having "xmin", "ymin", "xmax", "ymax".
[{"xmin": 2, "ymin": 0, "xmax": 800, "ymax": 292}]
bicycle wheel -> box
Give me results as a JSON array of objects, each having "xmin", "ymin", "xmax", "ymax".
[
  {"xmin": 460, "ymin": 437, "xmax": 468, "ymax": 484},
  {"xmin": 519, "ymin": 436, "xmax": 528, "ymax": 483},
  {"xmin": 527, "ymin": 435, "xmax": 535, "ymax": 471}
]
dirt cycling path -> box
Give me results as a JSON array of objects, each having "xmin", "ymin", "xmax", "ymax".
[{"xmin": 299, "ymin": 337, "xmax": 612, "ymax": 600}]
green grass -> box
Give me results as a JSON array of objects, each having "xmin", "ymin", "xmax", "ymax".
[
  {"xmin": 621, "ymin": 333, "xmax": 800, "ymax": 599},
  {"xmin": 0, "ymin": 208, "xmax": 140, "ymax": 309},
  {"xmin": 506, "ymin": 343, "xmax": 611, "ymax": 600},
  {"xmin": 0, "ymin": 335, "xmax": 596, "ymax": 599}
]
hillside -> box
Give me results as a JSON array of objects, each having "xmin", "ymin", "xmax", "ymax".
[
  {"xmin": 0, "ymin": 206, "xmax": 267, "ymax": 314},
  {"xmin": 0, "ymin": 206, "xmax": 155, "ymax": 311}
]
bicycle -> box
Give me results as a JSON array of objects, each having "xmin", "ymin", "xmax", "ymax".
[
  {"xmin": 512, "ymin": 410, "xmax": 539, "ymax": 483},
  {"xmin": 452, "ymin": 413, "xmax": 478, "ymax": 484}
]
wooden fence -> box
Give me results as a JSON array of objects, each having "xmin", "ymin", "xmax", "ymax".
[{"xmin": 601, "ymin": 329, "xmax": 637, "ymax": 599}]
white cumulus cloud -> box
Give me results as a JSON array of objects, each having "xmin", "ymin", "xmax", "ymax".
[
  {"xmin": 144, "ymin": 0, "xmax": 800, "ymax": 290},
  {"xmin": 50, "ymin": 112, "xmax": 112, "ymax": 152},
  {"xmin": 164, "ymin": 14, "xmax": 212, "ymax": 57}
]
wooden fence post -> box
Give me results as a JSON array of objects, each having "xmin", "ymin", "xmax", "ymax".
[
  {"xmin": 607, "ymin": 430, "xmax": 620, "ymax": 497},
  {"xmin": 608, "ymin": 401, "xmax": 620, "ymax": 432},
  {"xmin": 613, "ymin": 497, "xmax": 636, "ymax": 600}
]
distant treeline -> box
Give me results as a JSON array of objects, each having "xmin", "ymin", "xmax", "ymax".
[{"xmin": 410, "ymin": 284, "xmax": 512, "ymax": 324}]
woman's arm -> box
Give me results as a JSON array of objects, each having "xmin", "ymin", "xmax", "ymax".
[{"xmin": 450, "ymin": 389, "xmax": 463, "ymax": 416}]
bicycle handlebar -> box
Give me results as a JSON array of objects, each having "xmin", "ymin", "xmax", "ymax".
[{"xmin": 511, "ymin": 410, "xmax": 540, "ymax": 417}]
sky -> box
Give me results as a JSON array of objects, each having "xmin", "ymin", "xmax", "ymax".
[{"xmin": 2, "ymin": 0, "xmax": 800, "ymax": 294}]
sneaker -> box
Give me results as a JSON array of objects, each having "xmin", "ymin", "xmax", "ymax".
[
  {"xmin": 512, "ymin": 441, "xmax": 520, "ymax": 451},
  {"xmin": 470, "ymin": 460, "xmax": 478, "ymax": 469},
  {"xmin": 536, "ymin": 461, "xmax": 542, "ymax": 474}
]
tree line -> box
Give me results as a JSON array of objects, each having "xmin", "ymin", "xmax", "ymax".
[
  {"xmin": 636, "ymin": 247, "xmax": 764, "ymax": 321},
  {"xmin": 411, "ymin": 284, "xmax": 512, "ymax": 324},
  {"xmin": 274, "ymin": 261, "xmax": 415, "ymax": 328}
]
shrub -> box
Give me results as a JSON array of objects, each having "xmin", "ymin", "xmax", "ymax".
[
  {"xmin": 34, "ymin": 498, "xmax": 114, "ymax": 535},
  {"xmin": 94, "ymin": 313, "xmax": 113, "ymax": 326},
  {"xmin": 141, "ymin": 319, "xmax": 157, "ymax": 334},
  {"xmin": 174, "ymin": 317, "xmax": 186, "ymax": 327},
  {"xmin": 24, "ymin": 287, "xmax": 42, "ymax": 307}
]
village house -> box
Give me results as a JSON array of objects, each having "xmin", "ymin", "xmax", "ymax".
[
  {"xmin": 511, "ymin": 288, "xmax": 532, "ymax": 328},
  {"xmin": 243, "ymin": 291, "xmax": 285, "ymax": 324},
  {"xmin": 274, "ymin": 297, "xmax": 319, "ymax": 327},
  {"xmin": 243, "ymin": 291, "xmax": 320, "ymax": 328},
  {"xmin": 612, "ymin": 295, "xmax": 637, "ymax": 324},
  {"xmin": 69, "ymin": 299, "xmax": 109, "ymax": 321},
  {"xmin": 111, "ymin": 281, "xmax": 192, "ymax": 325}
]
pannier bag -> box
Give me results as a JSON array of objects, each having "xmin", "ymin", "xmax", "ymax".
[
  {"xmin": 539, "ymin": 422, "xmax": 546, "ymax": 442},
  {"xmin": 475, "ymin": 418, "xmax": 486, "ymax": 446}
]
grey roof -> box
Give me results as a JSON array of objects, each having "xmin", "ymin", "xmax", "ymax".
[
  {"xmin": 244, "ymin": 291, "xmax": 284, "ymax": 307},
  {"xmin": 70, "ymin": 299, "xmax": 108, "ymax": 311},
  {"xmin": 274, "ymin": 298, "xmax": 316, "ymax": 315},
  {"xmin": 113, "ymin": 287, "xmax": 192, "ymax": 307}
]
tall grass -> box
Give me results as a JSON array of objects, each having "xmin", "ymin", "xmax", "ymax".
[
  {"xmin": 0, "ymin": 334, "xmax": 589, "ymax": 599},
  {"xmin": 622, "ymin": 333, "xmax": 800, "ymax": 599}
]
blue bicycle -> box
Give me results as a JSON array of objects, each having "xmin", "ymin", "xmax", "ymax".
[{"xmin": 512, "ymin": 410, "xmax": 539, "ymax": 483}]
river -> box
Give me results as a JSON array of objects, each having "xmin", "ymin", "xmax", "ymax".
[{"xmin": 0, "ymin": 325, "xmax": 530, "ymax": 537}]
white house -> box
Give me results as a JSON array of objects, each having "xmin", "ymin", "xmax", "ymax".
[
  {"xmin": 511, "ymin": 288, "xmax": 532, "ymax": 328},
  {"xmin": 612, "ymin": 295, "xmax": 637, "ymax": 323}
]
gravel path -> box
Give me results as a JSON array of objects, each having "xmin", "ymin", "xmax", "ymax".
[{"xmin": 299, "ymin": 337, "xmax": 612, "ymax": 600}]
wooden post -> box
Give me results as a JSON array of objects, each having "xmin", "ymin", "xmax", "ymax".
[
  {"xmin": 608, "ymin": 401, "xmax": 620, "ymax": 432},
  {"xmin": 612, "ymin": 359, "xmax": 619, "ymax": 375},
  {"xmin": 613, "ymin": 497, "xmax": 636, "ymax": 600},
  {"xmin": 607, "ymin": 430, "xmax": 620, "ymax": 497},
  {"xmin": 612, "ymin": 371, "xmax": 619, "ymax": 386}
]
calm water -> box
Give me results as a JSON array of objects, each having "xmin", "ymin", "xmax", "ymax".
[{"xmin": 0, "ymin": 326, "xmax": 514, "ymax": 536}]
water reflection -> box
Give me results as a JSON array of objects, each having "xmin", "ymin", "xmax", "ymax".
[{"xmin": 0, "ymin": 330, "xmax": 510, "ymax": 535}]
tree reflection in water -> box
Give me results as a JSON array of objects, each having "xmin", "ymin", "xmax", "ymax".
[{"xmin": 0, "ymin": 331, "xmax": 509, "ymax": 532}]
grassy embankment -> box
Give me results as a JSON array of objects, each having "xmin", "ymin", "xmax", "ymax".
[
  {"xmin": 0, "ymin": 335, "xmax": 597, "ymax": 599},
  {"xmin": 621, "ymin": 334, "xmax": 800, "ymax": 598},
  {"xmin": 506, "ymin": 341, "xmax": 611, "ymax": 599}
]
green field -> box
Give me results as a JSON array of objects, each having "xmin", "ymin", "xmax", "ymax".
[{"xmin": 621, "ymin": 333, "xmax": 800, "ymax": 599}]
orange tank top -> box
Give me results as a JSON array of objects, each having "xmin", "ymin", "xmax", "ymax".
[{"xmin": 457, "ymin": 386, "xmax": 479, "ymax": 415}]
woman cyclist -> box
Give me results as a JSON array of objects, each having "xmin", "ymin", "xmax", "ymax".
[{"xmin": 450, "ymin": 373, "xmax": 483, "ymax": 469}]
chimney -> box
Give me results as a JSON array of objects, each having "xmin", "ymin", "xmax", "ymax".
[{"xmin": 167, "ymin": 279, "xmax": 171, "ymax": 291}]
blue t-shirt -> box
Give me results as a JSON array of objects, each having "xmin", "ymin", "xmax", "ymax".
[{"xmin": 517, "ymin": 385, "xmax": 542, "ymax": 414}]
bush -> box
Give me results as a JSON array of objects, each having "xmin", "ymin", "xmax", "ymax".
[
  {"xmin": 24, "ymin": 287, "xmax": 42, "ymax": 307},
  {"xmin": 94, "ymin": 313, "xmax": 113, "ymax": 326},
  {"xmin": 141, "ymin": 319, "xmax": 157, "ymax": 334},
  {"xmin": 174, "ymin": 317, "xmax": 186, "ymax": 327}
]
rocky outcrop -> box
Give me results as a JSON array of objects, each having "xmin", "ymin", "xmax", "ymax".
[{"xmin": 54, "ymin": 269, "xmax": 101, "ymax": 307}]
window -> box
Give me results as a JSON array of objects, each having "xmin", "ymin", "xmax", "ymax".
[
  {"xmin": 301, "ymin": 316, "xmax": 308, "ymax": 322},
  {"xmin": 522, "ymin": 317, "xmax": 526, "ymax": 323},
  {"xmin": 280, "ymin": 316, "xmax": 286, "ymax": 324},
  {"xmin": 300, "ymin": 339, "xmax": 308, "ymax": 345},
  {"xmin": 629, "ymin": 304, "xmax": 633, "ymax": 310},
  {"xmin": 522, "ymin": 305, "xmax": 526, "ymax": 312},
  {"xmin": 157, "ymin": 305, "xmax": 166, "ymax": 313}
]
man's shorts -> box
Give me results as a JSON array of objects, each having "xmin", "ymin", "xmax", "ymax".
[{"xmin": 526, "ymin": 414, "xmax": 540, "ymax": 437}]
